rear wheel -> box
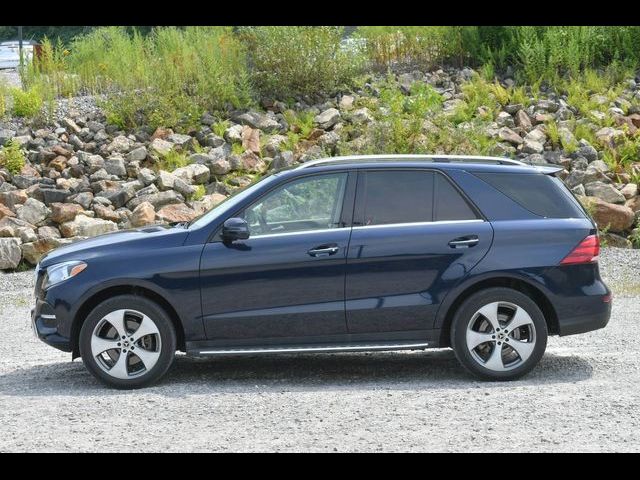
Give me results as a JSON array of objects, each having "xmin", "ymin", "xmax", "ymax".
[
  {"xmin": 79, "ymin": 295, "xmax": 176, "ymax": 389},
  {"xmin": 450, "ymin": 287, "xmax": 548, "ymax": 380}
]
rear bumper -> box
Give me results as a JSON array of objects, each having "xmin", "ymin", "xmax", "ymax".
[
  {"xmin": 557, "ymin": 295, "xmax": 612, "ymax": 336},
  {"xmin": 31, "ymin": 299, "xmax": 72, "ymax": 352}
]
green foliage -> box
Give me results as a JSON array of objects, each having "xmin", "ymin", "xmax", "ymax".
[
  {"xmin": 0, "ymin": 83, "xmax": 6, "ymax": 118},
  {"xmin": 573, "ymin": 122, "xmax": 598, "ymax": 146},
  {"xmin": 11, "ymin": 86, "xmax": 43, "ymax": 118},
  {"xmin": 157, "ymin": 150, "xmax": 189, "ymax": 172},
  {"xmin": 26, "ymin": 27, "xmax": 252, "ymax": 131},
  {"xmin": 283, "ymin": 110, "xmax": 315, "ymax": 138},
  {"xmin": 0, "ymin": 140, "xmax": 26, "ymax": 174},
  {"xmin": 240, "ymin": 26, "xmax": 364, "ymax": 99},
  {"xmin": 212, "ymin": 120, "xmax": 230, "ymax": 138},
  {"xmin": 546, "ymin": 120, "xmax": 561, "ymax": 148},
  {"xmin": 630, "ymin": 229, "xmax": 640, "ymax": 249},
  {"xmin": 355, "ymin": 26, "xmax": 481, "ymax": 70},
  {"xmin": 190, "ymin": 184, "xmax": 206, "ymax": 202},
  {"xmin": 231, "ymin": 143, "xmax": 246, "ymax": 155}
]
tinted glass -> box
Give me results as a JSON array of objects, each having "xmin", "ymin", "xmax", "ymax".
[
  {"xmin": 362, "ymin": 171, "xmax": 434, "ymax": 225},
  {"xmin": 242, "ymin": 173, "xmax": 348, "ymax": 236},
  {"xmin": 434, "ymin": 173, "xmax": 479, "ymax": 221},
  {"xmin": 475, "ymin": 172, "xmax": 586, "ymax": 219}
]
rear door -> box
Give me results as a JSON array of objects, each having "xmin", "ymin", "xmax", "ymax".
[{"xmin": 345, "ymin": 169, "xmax": 493, "ymax": 337}]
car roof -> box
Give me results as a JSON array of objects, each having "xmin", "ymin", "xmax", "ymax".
[{"xmin": 280, "ymin": 155, "xmax": 562, "ymax": 175}]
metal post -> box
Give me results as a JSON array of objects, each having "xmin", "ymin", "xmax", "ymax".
[{"xmin": 18, "ymin": 26, "xmax": 24, "ymax": 69}]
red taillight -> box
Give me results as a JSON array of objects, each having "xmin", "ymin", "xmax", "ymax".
[{"xmin": 560, "ymin": 235, "xmax": 600, "ymax": 265}]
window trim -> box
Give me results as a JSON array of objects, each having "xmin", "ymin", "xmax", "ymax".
[
  {"xmin": 210, "ymin": 170, "xmax": 356, "ymax": 243},
  {"xmin": 353, "ymin": 168, "xmax": 484, "ymax": 227}
]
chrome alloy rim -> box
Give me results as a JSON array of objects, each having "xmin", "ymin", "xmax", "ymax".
[
  {"xmin": 466, "ymin": 301, "xmax": 536, "ymax": 372},
  {"xmin": 91, "ymin": 309, "xmax": 161, "ymax": 379}
]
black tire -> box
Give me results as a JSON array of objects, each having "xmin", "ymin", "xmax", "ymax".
[
  {"xmin": 450, "ymin": 287, "xmax": 548, "ymax": 381},
  {"xmin": 79, "ymin": 295, "xmax": 177, "ymax": 389}
]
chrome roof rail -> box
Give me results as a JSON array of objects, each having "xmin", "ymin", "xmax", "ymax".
[{"xmin": 295, "ymin": 154, "xmax": 527, "ymax": 169}]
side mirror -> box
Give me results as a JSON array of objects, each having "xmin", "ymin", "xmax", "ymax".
[{"xmin": 222, "ymin": 217, "xmax": 250, "ymax": 242}]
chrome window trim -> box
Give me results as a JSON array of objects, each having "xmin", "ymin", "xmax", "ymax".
[
  {"xmin": 245, "ymin": 219, "xmax": 484, "ymax": 239},
  {"xmin": 352, "ymin": 219, "xmax": 485, "ymax": 230},
  {"xmin": 249, "ymin": 226, "xmax": 351, "ymax": 240}
]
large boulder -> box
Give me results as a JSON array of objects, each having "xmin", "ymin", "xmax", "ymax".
[
  {"xmin": 0, "ymin": 238, "xmax": 22, "ymax": 269},
  {"xmin": 21, "ymin": 237, "xmax": 74, "ymax": 265},
  {"xmin": 584, "ymin": 181, "xmax": 626, "ymax": 204},
  {"xmin": 172, "ymin": 164, "xmax": 211, "ymax": 185},
  {"xmin": 16, "ymin": 198, "xmax": 50, "ymax": 226},
  {"xmin": 314, "ymin": 108, "xmax": 341, "ymax": 129},
  {"xmin": 59, "ymin": 215, "xmax": 118, "ymax": 238},
  {"xmin": 130, "ymin": 202, "xmax": 156, "ymax": 227},
  {"xmin": 156, "ymin": 203, "xmax": 198, "ymax": 223},
  {"xmin": 580, "ymin": 196, "xmax": 635, "ymax": 233}
]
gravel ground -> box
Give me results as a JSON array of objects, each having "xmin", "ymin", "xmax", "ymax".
[{"xmin": 1, "ymin": 248, "xmax": 639, "ymax": 452}]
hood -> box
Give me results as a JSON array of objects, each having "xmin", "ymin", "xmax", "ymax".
[{"xmin": 38, "ymin": 225, "xmax": 190, "ymax": 268}]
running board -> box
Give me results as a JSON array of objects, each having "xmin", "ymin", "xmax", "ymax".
[{"xmin": 190, "ymin": 341, "xmax": 429, "ymax": 356}]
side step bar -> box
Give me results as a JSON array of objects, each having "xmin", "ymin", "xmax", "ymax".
[{"xmin": 190, "ymin": 342, "xmax": 430, "ymax": 356}]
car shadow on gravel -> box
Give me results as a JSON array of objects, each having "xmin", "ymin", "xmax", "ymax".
[{"xmin": 0, "ymin": 350, "xmax": 593, "ymax": 396}]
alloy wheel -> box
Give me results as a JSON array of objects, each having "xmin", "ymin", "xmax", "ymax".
[
  {"xmin": 465, "ymin": 301, "xmax": 536, "ymax": 372},
  {"xmin": 90, "ymin": 309, "xmax": 162, "ymax": 380}
]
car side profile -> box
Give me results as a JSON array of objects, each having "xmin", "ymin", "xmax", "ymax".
[{"xmin": 31, "ymin": 155, "xmax": 612, "ymax": 388}]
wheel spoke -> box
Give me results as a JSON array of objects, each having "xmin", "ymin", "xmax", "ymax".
[
  {"xmin": 132, "ymin": 315, "xmax": 160, "ymax": 342},
  {"xmin": 132, "ymin": 347, "xmax": 161, "ymax": 372},
  {"xmin": 484, "ymin": 342, "xmax": 504, "ymax": 371},
  {"xmin": 507, "ymin": 338, "xmax": 535, "ymax": 362},
  {"xmin": 466, "ymin": 330, "xmax": 494, "ymax": 350},
  {"xmin": 476, "ymin": 302, "xmax": 501, "ymax": 331},
  {"xmin": 109, "ymin": 351, "xmax": 130, "ymax": 379},
  {"xmin": 91, "ymin": 336, "xmax": 120, "ymax": 356},
  {"xmin": 506, "ymin": 306, "xmax": 534, "ymax": 332},
  {"xmin": 102, "ymin": 310, "xmax": 128, "ymax": 338}
]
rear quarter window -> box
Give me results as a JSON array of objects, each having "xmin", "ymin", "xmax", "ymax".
[{"xmin": 474, "ymin": 172, "xmax": 586, "ymax": 219}]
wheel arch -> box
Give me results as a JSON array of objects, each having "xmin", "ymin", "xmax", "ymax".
[
  {"xmin": 70, "ymin": 284, "xmax": 186, "ymax": 358},
  {"xmin": 436, "ymin": 275, "xmax": 559, "ymax": 348}
]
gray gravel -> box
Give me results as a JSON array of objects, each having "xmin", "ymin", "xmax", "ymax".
[{"xmin": 1, "ymin": 248, "xmax": 639, "ymax": 452}]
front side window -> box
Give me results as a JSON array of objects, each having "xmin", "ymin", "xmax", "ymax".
[{"xmin": 240, "ymin": 173, "xmax": 348, "ymax": 236}]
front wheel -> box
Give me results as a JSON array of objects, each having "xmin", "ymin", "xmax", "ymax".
[
  {"xmin": 79, "ymin": 295, "xmax": 177, "ymax": 389},
  {"xmin": 450, "ymin": 287, "xmax": 548, "ymax": 381}
]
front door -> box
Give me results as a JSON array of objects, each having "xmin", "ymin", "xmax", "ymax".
[
  {"xmin": 200, "ymin": 171, "xmax": 354, "ymax": 345},
  {"xmin": 345, "ymin": 169, "xmax": 493, "ymax": 338}
]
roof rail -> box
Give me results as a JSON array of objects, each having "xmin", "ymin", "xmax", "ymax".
[{"xmin": 296, "ymin": 154, "xmax": 527, "ymax": 169}]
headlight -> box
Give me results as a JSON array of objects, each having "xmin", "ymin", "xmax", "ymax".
[{"xmin": 42, "ymin": 261, "xmax": 87, "ymax": 289}]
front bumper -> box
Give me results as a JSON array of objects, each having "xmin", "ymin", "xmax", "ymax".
[{"xmin": 31, "ymin": 299, "xmax": 72, "ymax": 352}]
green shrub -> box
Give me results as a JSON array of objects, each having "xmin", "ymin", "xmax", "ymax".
[
  {"xmin": 11, "ymin": 87, "xmax": 43, "ymax": 118},
  {"xmin": 190, "ymin": 184, "xmax": 206, "ymax": 201},
  {"xmin": 240, "ymin": 26, "xmax": 364, "ymax": 99},
  {"xmin": 0, "ymin": 140, "xmax": 26, "ymax": 174},
  {"xmin": 28, "ymin": 26, "xmax": 252, "ymax": 130},
  {"xmin": 157, "ymin": 150, "xmax": 189, "ymax": 172},
  {"xmin": 355, "ymin": 26, "xmax": 480, "ymax": 70}
]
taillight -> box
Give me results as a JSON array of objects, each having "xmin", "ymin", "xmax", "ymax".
[{"xmin": 559, "ymin": 235, "xmax": 600, "ymax": 265}]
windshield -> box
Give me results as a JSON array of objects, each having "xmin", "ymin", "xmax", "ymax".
[{"xmin": 188, "ymin": 173, "xmax": 280, "ymax": 229}]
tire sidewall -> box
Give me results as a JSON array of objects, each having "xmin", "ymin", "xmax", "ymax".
[
  {"xmin": 79, "ymin": 295, "xmax": 177, "ymax": 389},
  {"xmin": 451, "ymin": 287, "xmax": 548, "ymax": 381}
]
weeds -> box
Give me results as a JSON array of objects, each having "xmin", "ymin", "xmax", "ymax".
[{"xmin": 0, "ymin": 140, "xmax": 26, "ymax": 174}]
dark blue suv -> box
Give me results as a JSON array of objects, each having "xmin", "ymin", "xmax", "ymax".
[{"xmin": 31, "ymin": 155, "xmax": 611, "ymax": 388}]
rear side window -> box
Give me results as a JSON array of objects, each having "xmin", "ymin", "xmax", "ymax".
[
  {"xmin": 475, "ymin": 172, "xmax": 586, "ymax": 219},
  {"xmin": 361, "ymin": 171, "xmax": 433, "ymax": 225},
  {"xmin": 434, "ymin": 173, "xmax": 479, "ymax": 221}
]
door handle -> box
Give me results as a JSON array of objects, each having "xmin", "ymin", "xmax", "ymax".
[
  {"xmin": 448, "ymin": 236, "xmax": 479, "ymax": 248},
  {"xmin": 308, "ymin": 244, "xmax": 340, "ymax": 257}
]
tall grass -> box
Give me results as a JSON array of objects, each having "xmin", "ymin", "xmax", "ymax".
[
  {"xmin": 23, "ymin": 27, "xmax": 252, "ymax": 130},
  {"xmin": 239, "ymin": 26, "xmax": 364, "ymax": 99},
  {"xmin": 355, "ymin": 26, "xmax": 480, "ymax": 70}
]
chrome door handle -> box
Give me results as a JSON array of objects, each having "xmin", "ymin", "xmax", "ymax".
[
  {"xmin": 308, "ymin": 245, "xmax": 340, "ymax": 257},
  {"xmin": 448, "ymin": 237, "xmax": 479, "ymax": 248}
]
